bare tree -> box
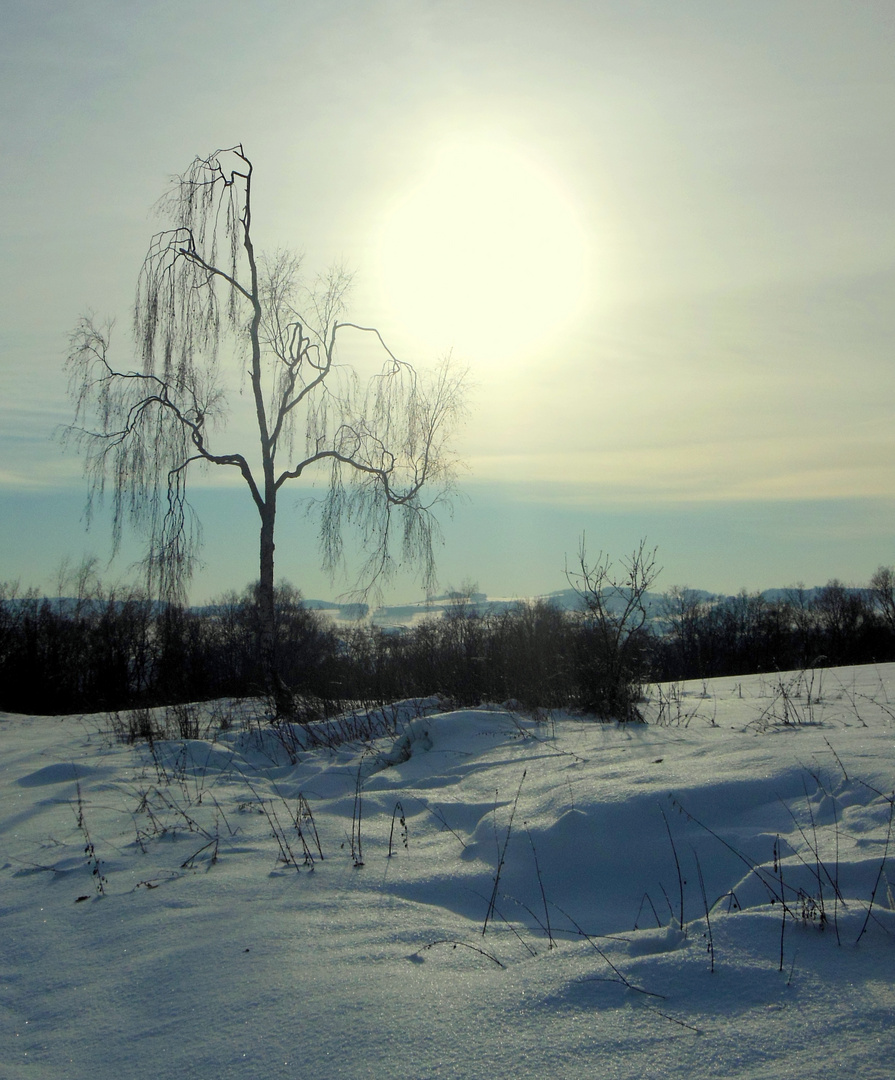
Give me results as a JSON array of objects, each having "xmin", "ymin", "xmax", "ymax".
[
  {"xmin": 565, "ymin": 538, "xmax": 660, "ymax": 720},
  {"xmin": 660, "ymin": 585, "xmax": 710, "ymax": 675},
  {"xmin": 64, "ymin": 145, "xmax": 466, "ymax": 710},
  {"xmin": 870, "ymin": 566, "xmax": 895, "ymax": 634}
]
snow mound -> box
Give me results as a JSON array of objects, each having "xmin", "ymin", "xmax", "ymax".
[{"xmin": 2, "ymin": 665, "xmax": 895, "ymax": 1079}]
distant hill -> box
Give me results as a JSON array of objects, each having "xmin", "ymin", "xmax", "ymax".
[
  {"xmin": 337, "ymin": 584, "xmax": 868, "ymax": 630},
  {"xmin": 10, "ymin": 584, "xmax": 869, "ymax": 632}
]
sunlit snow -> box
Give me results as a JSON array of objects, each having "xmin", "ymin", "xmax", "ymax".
[{"xmin": 2, "ymin": 666, "xmax": 895, "ymax": 1078}]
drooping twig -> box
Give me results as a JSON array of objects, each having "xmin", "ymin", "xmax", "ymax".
[
  {"xmin": 388, "ymin": 801, "xmax": 408, "ymax": 857},
  {"xmin": 350, "ymin": 760, "xmax": 365, "ymax": 868},
  {"xmin": 551, "ymin": 900, "xmax": 664, "ymax": 1000},
  {"xmin": 526, "ymin": 824, "xmax": 555, "ymax": 949},
  {"xmin": 482, "ymin": 770, "xmax": 526, "ymax": 936},
  {"xmin": 660, "ymin": 806, "xmax": 685, "ymax": 934},
  {"xmin": 411, "ymin": 940, "xmax": 505, "ymax": 968},
  {"xmin": 671, "ymin": 794, "xmax": 791, "ymax": 911},
  {"xmin": 73, "ymin": 781, "xmax": 107, "ymax": 896},
  {"xmin": 634, "ymin": 891, "xmax": 663, "ymax": 930},
  {"xmin": 855, "ymin": 793, "xmax": 895, "ymax": 945},
  {"xmin": 692, "ymin": 847, "xmax": 714, "ymax": 972},
  {"xmin": 776, "ymin": 836, "xmax": 786, "ymax": 972}
]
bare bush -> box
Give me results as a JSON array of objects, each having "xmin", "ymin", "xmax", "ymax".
[{"xmin": 566, "ymin": 538, "xmax": 661, "ymax": 721}]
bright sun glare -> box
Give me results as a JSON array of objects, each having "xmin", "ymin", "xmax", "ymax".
[{"xmin": 378, "ymin": 137, "xmax": 588, "ymax": 362}]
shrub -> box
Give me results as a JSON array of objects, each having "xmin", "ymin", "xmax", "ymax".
[{"xmin": 565, "ymin": 539, "xmax": 660, "ymax": 721}]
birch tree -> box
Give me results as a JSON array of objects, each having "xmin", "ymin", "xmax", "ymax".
[{"xmin": 64, "ymin": 145, "xmax": 466, "ymax": 710}]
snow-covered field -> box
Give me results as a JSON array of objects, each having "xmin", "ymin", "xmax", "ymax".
[{"xmin": 2, "ymin": 665, "xmax": 895, "ymax": 1079}]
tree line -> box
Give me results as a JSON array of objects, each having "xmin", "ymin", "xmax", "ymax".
[
  {"xmin": 651, "ymin": 573, "xmax": 895, "ymax": 681},
  {"xmin": 2, "ymin": 563, "xmax": 894, "ymax": 718}
]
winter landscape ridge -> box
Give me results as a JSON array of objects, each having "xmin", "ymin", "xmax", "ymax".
[
  {"xmin": 305, "ymin": 584, "xmax": 865, "ymax": 630},
  {"xmin": 2, "ymin": 662, "xmax": 895, "ymax": 1079}
]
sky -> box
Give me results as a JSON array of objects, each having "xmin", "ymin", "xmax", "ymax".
[{"xmin": 2, "ymin": 0, "xmax": 894, "ymax": 604}]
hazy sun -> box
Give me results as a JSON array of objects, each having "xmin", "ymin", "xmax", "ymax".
[{"xmin": 377, "ymin": 136, "xmax": 588, "ymax": 362}]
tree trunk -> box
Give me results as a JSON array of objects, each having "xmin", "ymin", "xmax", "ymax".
[{"xmin": 258, "ymin": 493, "xmax": 290, "ymax": 714}]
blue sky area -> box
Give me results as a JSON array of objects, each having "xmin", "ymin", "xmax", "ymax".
[
  {"xmin": 2, "ymin": 1, "xmax": 894, "ymax": 603},
  {"xmin": 3, "ymin": 484, "xmax": 891, "ymax": 604}
]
